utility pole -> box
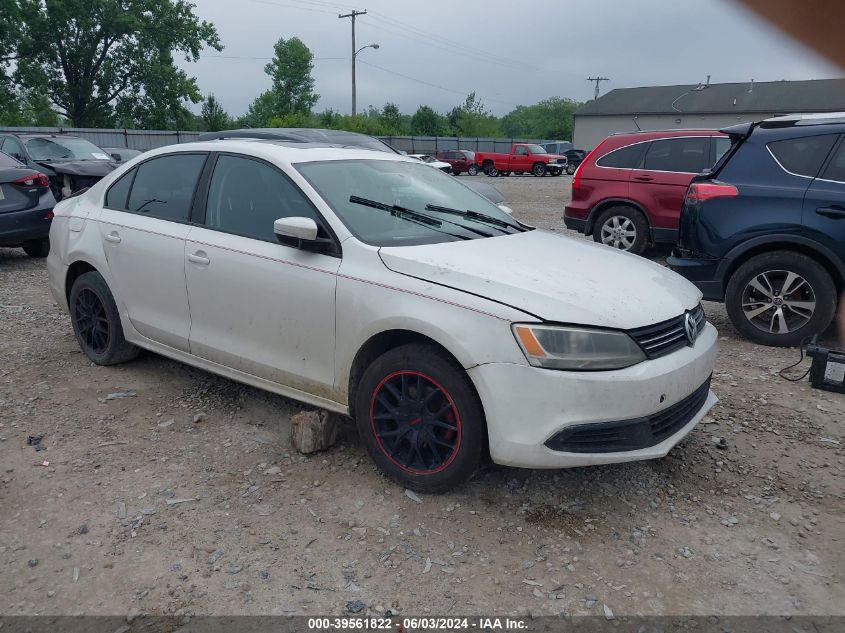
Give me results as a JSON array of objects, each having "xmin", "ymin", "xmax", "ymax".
[
  {"xmin": 586, "ymin": 76, "xmax": 610, "ymax": 100},
  {"xmin": 339, "ymin": 9, "xmax": 367, "ymax": 116}
]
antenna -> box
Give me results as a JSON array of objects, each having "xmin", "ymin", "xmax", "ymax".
[{"xmin": 586, "ymin": 76, "xmax": 610, "ymax": 100}]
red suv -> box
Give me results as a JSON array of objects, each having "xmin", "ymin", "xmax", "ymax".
[
  {"xmin": 564, "ymin": 130, "xmax": 729, "ymax": 254},
  {"xmin": 436, "ymin": 149, "xmax": 479, "ymax": 176}
]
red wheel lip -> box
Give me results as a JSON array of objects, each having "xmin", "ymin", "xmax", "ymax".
[{"xmin": 369, "ymin": 370, "xmax": 462, "ymax": 476}]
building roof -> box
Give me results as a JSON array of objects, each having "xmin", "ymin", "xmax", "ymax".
[{"xmin": 575, "ymin": 78, "xmax": 845, "ymax": 117}]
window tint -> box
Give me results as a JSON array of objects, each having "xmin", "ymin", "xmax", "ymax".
[
  {"xmin": 768, "ymin": 134, "xmax": 837, "ymax": 178},
  {"xmin": 596, "ymin": 142, "xmax": 646, "ymax": 169},
  {"xmin": 821, "ymin": 140, "xmax": 845, "ymax": 183},
  {"xmin": 205, "ymin": 155, "xmax": 320, "ymax": 242},
  {"xmin": 126, "ymin": 154, "xmax": 206, "ymax": 222},
  {"xmin": 105, "ymin": 169, "xmax": 135, "ymax": 209},
  {"xmin": 642, "ymin": 137, "xmax": 710, "ymax": 173}
]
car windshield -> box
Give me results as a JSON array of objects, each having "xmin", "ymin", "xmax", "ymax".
[
  {"xmin": 24, "ymin": 137, "xmax": 112, "ymax": 161},
  {"xmin": 297, "ymin": 159, "xmax": 525, "ymax": 246},
  {"xmin": 526, "ymin": 144, "xmax": 547, "ymax": 155}
]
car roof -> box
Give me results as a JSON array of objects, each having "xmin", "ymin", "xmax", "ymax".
[
  {"xmin": 197, "ymin": 128, "xmax": 398, "ymax": 153},
  {"xmin": 609, "ymin": 129, "xmax": 725, "ymax": 140},
  {"xmin": 8, "ymin": 133, "xmax": 85, "ymax": 140}
]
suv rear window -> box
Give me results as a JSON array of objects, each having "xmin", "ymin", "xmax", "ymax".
[
  {"xmin": 767, "ymin": 134, "xmax": 837, "ymax": 178},
  {"xmin": 596, "ymin": 143, "xmax": 646, "ymax": 169}
]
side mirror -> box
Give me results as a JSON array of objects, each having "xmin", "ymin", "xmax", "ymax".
[
  {"xmin": 111, "ymin": 153, "xmax": 122, "ymax": 162},
  {"xmin": 274, "ymin": 216, "xmax": 333, "ymax": 253}
]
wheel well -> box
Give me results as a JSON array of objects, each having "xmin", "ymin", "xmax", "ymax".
[
  {"xmin": 586, "ymin": 200, "xmax": 649, "ymax": 235},
  {"xmin": 481, "ymin": 159, "xmax": 494, "ymax": 166},
  {"xmin": 347, "ymin": 329, "xmax": 467, "ymax": 412},
  {"xmin": 65, "ymin": 261, "xmax": 97, "ymax": 302},
  {"xmin": 725, "ymin": 242, "xmax": 844, "ymax": 293}
]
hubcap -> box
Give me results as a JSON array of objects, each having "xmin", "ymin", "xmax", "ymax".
[
  {"xmin": 74, "ymin": 288, "xmax": 110, "ymax": 354},
  {"xmin": 741, "ymin": 269, "xmax": 816, "ymax": 335},
  {"xmin": 370, "ymin": 371, "xmax": 461, "ymax": 474},
  {"xmin": 600, "ymin": 216, "xmax": 636, "ymax": 250}
]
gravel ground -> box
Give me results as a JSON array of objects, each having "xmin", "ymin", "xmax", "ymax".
[{"xmin": 0, "ymin": 174, "xmax": 843, "ymax": 618}]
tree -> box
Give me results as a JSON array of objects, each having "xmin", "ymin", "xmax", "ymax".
[
  {"xmin": 201, "ymin": 93, "xmax": 231, "ymax": 131},
  {"xmin": 410, "ymin": 105, "xmax": 446, "ymax": 136},
  {"xmin": 501, "ymin": 97, "xmax": 581, "ymax": 140},
  {"xmin": 14, "ymin": 0, "xmax": 221, "ymax": 127},
  {"xmin": 447, "ymin": 92, "xmax": 500, "ymax": 137},
  {"xmin": 264, "ymin": 36, "xmax": 318, "ymax": 117},
  {"xmin": 239, "ymin": 90, "xmax": 278, "ymax": 128},
  {"xmin": 379, "ymin": 102, "xmax": 405, "ymax": 135}
]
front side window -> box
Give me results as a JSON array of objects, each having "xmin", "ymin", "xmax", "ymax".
[
  {"xmin": 642, "ymin": 137, "xmax": 710, "ymax": 173},
  {"xmin": 24, "ymin": 137, "xmax": 111, "ymax": 161},
  {"xmin": 768, "ymin": 134, "xmax": 838, "ymax": 178},
  {"xmin": 205, "ymin": 155, "xmax": 321, "ymax": 242},
  {"xmin": 127, "ymin": 154, "xmax": 206, "ymax": 222},
  {"xmin": 596, "ymin": 142, "xmax": 646, "ymax": 169},
  {"xmin": 516, "ymin": 146, "xmax": 528, "ymax": 156},
  {"xmin": 297, "ymin": 159, "xmax": 525, "ymax": 247}
]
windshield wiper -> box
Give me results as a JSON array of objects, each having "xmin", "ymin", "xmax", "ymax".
[
  {"xmin": 424, "ymin": 204, "xmax": 526, "ymax": 232},
  {"xmin": 349, "ymin": 196, "xmax": 474, "ymax": 240}
]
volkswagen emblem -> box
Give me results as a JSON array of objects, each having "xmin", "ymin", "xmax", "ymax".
[{"xmin": 684, "ymin": 312, "xmax": 698, "ymax": 345}]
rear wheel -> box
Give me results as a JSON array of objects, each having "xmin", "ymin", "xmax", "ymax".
[
  {"xmin": 22, "ymin": 238, "xmax": 50, "ymax": 258},
  {"xmin": 532, "ymin": 162, "xmax": 547, "ymax": 177},
  {"xmin": 593, "ymin": 206, "xmax": 649, "ymax": 255},
  {"xmin": 725, "ymin": 251, "xmax": 836, "ymax": 347},
  {"xmin": 566, "ymin": 164, "xmax": 577, "ymax": 175},
  {"xmin": 69, "ymin": 271, "xmax": 140, "ymax": 365},
  {"xmin": 467, "ymin": 164, "xmax": 479, "ymax": 176},
  {"xmin": 354, "ymin": 343, "xmax": 486, "ymax": 493},
  {"xmin": 487, "ymin": 166, "xmax": 499, "ymax": 177}
]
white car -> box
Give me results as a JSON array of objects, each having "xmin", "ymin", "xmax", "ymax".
[
  {"xmin": 408, "ymin": 153, "xmax": 452, "ymax": 174},
  {"xmin": 46, "ymin": 140, "xmax": 717, "ymax": 492}
]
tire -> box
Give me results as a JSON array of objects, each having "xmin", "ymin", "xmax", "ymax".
[
  {"xmin": 354, "ymin": 343, "xmax": 486, "ymax": 493},
  {"xmin": 22, "ymin": 238, "xmax": 50, "ymax": 258},
  {"xmin": 487, "ymin": 166, "xmax": 499, "ymax": 177},
  {"xmin": 725, "ymin": 251, "xmax": 837, "ymax": 347},
  {"xmin": 452, "ymin": 171, "xmax": 460, "ymax": 176},
  {"xmin": 467, "ymin": 164, "xmax": 479, "ymax": 176},
  {"xmin": 566, "ymin": 164, "xmax": 577, "ymax": 175},
  {"xmin": 532, "ymin": 162, "xmax": 546, "ymax": 177},
  {"xmin": 69, "ymin": 271, "xmax": 140, "ymax": 365},
  {"xmin": 501, "ymin": 171, "xmax": 511, "ymax": 177},
  {"xmin": 592, "ymin": 206, "xmax": 649, "ymax": 255}
]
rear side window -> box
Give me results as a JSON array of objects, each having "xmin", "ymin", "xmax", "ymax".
[
  {"xmin": 767, "ymin": 134, "xmax": 837, "ymax": 178},
  {"xmin": 596, "ymin": 142, "xmax": 646, "ymax": 169},
  {"xmin": 105, "ymin": 169, "xmax": 135, "ymax": 210},
  {"xmin": 127, "ymin": 154, "xmax": 207, "ymax": 222},
  {"xmin": 821, "ymin": 140, "xmax": 845, "ymax": 183},
  {"xmin": 643, "ymin": 137, "xmax": 710, "ymax": 173}
]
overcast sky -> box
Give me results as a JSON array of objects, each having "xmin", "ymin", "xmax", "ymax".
[{"xmin": 181, "ymin": 0, "xmax": 841, "ymax": 118}]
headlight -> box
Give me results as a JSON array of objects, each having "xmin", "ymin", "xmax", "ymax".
[{"xmin": 512, "ymin": 324, "xmax": 646, "ymax": 370}]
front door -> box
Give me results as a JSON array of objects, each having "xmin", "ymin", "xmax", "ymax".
[
  {"xmin": 98, "ymin": 153, "xmax": 208, "ymax": 351},
  {"xmin": 185, "ymin": 154, "xmax": 340, "ymax": 397}
]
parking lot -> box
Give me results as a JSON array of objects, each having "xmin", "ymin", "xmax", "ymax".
[{"xmin": 1, "ymin": 174, "xmax": 843, "ymax": 617}]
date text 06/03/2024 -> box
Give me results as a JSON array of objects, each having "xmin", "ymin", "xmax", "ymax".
[{"xmin": 306, "ymin": 617, "xmax": 527, "ymax": 631}]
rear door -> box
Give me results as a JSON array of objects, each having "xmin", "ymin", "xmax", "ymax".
[
  {"xmin": 628, "ymin": 136, "xmax": 711, "ymax": 233},
  {"xmin": 98, "ymin": 153, "xmax": 208, "ymax": 351},
  {"xmin": 802, "ymin": 135, "xmax": 845, "ymax": 260}
]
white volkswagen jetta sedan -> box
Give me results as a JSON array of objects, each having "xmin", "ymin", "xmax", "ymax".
[{"xmin": 47, "ymin": 139, "xmax": 717, "ymax": 492}]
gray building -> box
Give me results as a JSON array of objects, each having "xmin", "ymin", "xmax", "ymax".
[{"xmin": 573, "ymin": 78, "xmax": 845, "ymax": 149}]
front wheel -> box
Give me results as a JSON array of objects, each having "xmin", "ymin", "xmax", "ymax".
[
  {"xmin": 22, "ymin": 238, "xmax": 50, "ymax": 258},
  {"xmin": 725, "ymin": 251, "xmax": 837, "ymax": 347},
  {"xmin": 593, "ymin": 206, "xmax": 649, "ymax": 254},
  {"xmin": 354, "ymin": 343, "xmax": 486, "ymax": 493},
  {"xmin": 69, "ymin": 271, "xmax": 140, "ymax": 365},
  {"xmin": 532, "ymin": 162, "xmax": 547, "ymax": 177},
  {"xmin": 467, "ymin": 164, "xmax": 479, "ymax": 176}
]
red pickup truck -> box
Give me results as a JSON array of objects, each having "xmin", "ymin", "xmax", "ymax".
[{"xmin": 474, "ymin": 143, "xmax": 565, "ymax": 177}]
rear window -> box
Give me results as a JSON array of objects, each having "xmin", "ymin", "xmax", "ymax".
[
  {"xmin": 595, "ymin": 142, "xmax": 646, "ymax": 169},
  {"xmin": 105, "ymin": 169, "xmax": 136, "ymax": 210},
  {"xmin": 0, "ymin": 152, "xmax": 22, "ymax": 168},
  {"xmin": 767, "ymin": 134, "xmax": 837, "ymax": 178},
  {"xmin": 126, "ymin": 154, "xmax": 207, "ymax": 222}
]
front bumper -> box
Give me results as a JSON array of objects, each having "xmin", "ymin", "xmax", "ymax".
[
  {"xmin": 468, "ymin": 323, "xmax": 718, "ymax": 468},
  {"xmin": 0, "ymin": 206, "xmax": 53, "ymax": 247},
  {"xmin": 666, "ymin": 251, "xmax": 724, "ymax": 301}
]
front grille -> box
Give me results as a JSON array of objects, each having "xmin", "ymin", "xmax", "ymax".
[
  {"xmin": 545, "ymin": 377, "xmax": 712, "ymax": 453},
  {"xmin": 554, "ymin": 158, "xmax": 567, "ymax": 164},
  {"xmin": 628, "ymin": 304, "xmax": 705, "ymax": 359}
]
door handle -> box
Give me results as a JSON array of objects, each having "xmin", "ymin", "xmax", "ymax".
[
  {"xmin": 633, "ymin": 175, "xmax": 654, "ymax": 182},
  {"xmin": 816, "ymin": 206, "xmax": 845, "ymax": 219},
  {"xmin": 187, "ymin": 251, "xmax": 210, "ymax": 265},
  {"xmin": 104, "ymin": 232, "xmax": 121, "ymax": 244}
]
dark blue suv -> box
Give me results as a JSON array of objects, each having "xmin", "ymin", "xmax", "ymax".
[{"xmin": 668, "ymin": 114, "xmax": 845, "ymax": 347}]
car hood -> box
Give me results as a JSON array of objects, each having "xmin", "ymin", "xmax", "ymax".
[
  {"xmin": 378, "ymin": 229, "xmax": 701, "ymax": 329},
  {"xmin": 34, "ymin": 160, "xmax": 118, "ymax": 177}
]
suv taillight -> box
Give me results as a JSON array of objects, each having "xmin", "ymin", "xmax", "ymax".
[
  {"xmin": 13, "ymin": 172, "xmax": 50, "ymax": 188},
  {"xmin": 685, "ymin": 181, "xmax": 738, "ymax": 204}
]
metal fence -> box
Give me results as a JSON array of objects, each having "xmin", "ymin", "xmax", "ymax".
[{"xmin": 0, "ymin": 126, "xmax": 547, "ymax": 154}]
